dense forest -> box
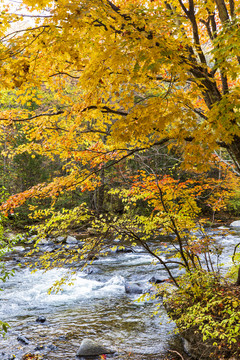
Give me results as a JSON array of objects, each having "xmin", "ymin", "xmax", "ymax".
[{"xmin": 0, "ymin": 0, "xmax": 240, "ymax": 358}]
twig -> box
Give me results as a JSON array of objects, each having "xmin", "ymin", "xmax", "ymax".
[{"xmin": 168, "ymin": 349, "xmax": 185, "ymax": 360}]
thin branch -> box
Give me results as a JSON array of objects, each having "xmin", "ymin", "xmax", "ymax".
[
  {"xmin": 49, "ymin": 72, "xmax": 81, "ymax": 79},
  {"xmin": 1, "ymin": 25, "xmax": 59, "ymax": 42},
  {"xmin": 186, "ymin": 0, "xmax": 207, "ymax": 65},
  {"xmin": 200, "ymin": 17, "xmax": 213, "ymax": 40},
  {"xmin": 13, "ymin": 13, "xmax": 53, "ymax": 18},
  {"xmin": 82, "ymin": 105, "xmax": 128, "ymax": 116},
  {"xmin": 168, "ymin": 349, "xmax": 185, "ymax": 360},
  {"xmin": 178, "ymin": 0, "xmax": 189, "ymax": 15},
  {"xmin": 0, "ymin": 27, "xmax": 48, "ymax": 61},
  {"xmin": 155, "ymin": 180, "xmax": 190, "ymax": 270},
  {"xmin": 124, "ymin": 228, "xmax": 180, "ymax": 288},
  {"xmin": 0, "ymin": 110, "xmax": 65, "ymax": 122},
  {"xmin": 213, "ymin": 150, "xmax": 240, "ymax": 175}
]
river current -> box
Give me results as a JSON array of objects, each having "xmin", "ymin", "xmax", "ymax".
[{"xmin": 0, "ymin": 225, "xmax": 239, "ymax": 359}]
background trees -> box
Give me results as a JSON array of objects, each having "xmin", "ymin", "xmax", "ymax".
[
  {"xmin": 0, "ymin": 0, "xmax": 239, "ymax": 262},
  {"xmin": 0, "ymin": 0, "xmax": 239, "ymax": 203}
]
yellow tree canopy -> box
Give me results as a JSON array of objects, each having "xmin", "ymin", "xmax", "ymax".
[{"xmin": 0, "ymin": 0, "xmax": 240, "ymax": 206}]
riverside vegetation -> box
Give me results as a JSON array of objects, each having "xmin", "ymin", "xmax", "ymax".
[{"xmin": 0, "ymin": 0, "xmax": 240, "ymax": 358}]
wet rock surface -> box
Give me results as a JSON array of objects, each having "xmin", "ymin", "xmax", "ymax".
[
  {"xmin": 125, "ymin": 282, "xmax": 143, "ymax": 294},
  {"xmin": 17, "ymin": 335, "xmax": 30, "ymax": 345},
  {"xmin": 230, "ymin": 220, "xmax": 240, "ymax": 228},
  {"xmin": 36, "ymin": 316, "xmax": 47, "ymax": 323},
  {"xmin": 76, "ymin": 338, "xmax": 115, "ymax": 357}
]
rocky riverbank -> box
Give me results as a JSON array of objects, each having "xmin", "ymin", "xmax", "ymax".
[
  {"xmin": 2, "ymin": 220, "xmax": 240, "ymax": 360},
  {"xmin": 1, "ymin": 231, "xmax": 182, "ymax": 360}
]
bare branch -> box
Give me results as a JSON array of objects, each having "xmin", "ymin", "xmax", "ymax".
[
  {"xmin": 0, "ymin": 110, "xmax": 65, "ymax": 122},
  {"xmin": 168, "ymin": 349, "xmax": 185, "ymax": 360},
  {"xmin": 12, "ymin": 13, "xmax": 52, "ymax": 18},
  {"xmin": 82, "ymin": 105, "xmax": 128, "ymax": 116},
  {"xmin": 49, "ymin": 72, "xmax": 81, "ymax": 79},
  {"xmin": 0, "ymin": 25, "xmax": 56, "ymax": 42}
]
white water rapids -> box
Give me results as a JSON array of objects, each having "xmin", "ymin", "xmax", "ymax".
[{"xmin": 0, "ymin": 226, "xmax": 239, "ymax": 359}]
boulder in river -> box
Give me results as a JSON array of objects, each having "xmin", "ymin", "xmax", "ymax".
[
  {"xmin": 37, "ymin": 238, "xmax": 49, "ymax": 246},
  {"xmin": 13, "ymin": 246, "xmax": 25, "ymax": 253},
  {"xmin": 55, "ymin": 236, "xmax": 66, "ymax": 243},
  {"xmin": 47, "ymin": 343, "xmax": 58, "ymax": 351},
  {"xmin": 230, "ymin": 220, "xmax": 240, "ymax": 228},
  {"xmin": 84, "ymin": 266, "xmax": 102, "ymax": 275},
  {"xmin": 36, "ymin": 316, "xmax": 46, "ymax": 323},
  {"xmin": 149, "ymin": 276, "xmax": 166, "ymax": 284},
  {"xmin": 115, "ymin": 246, "xmax": 133, "ymax": 254},
  {"xmin": 76, "ymin": 338, "xmax": 115, "ymax": 357},
  {"xmin": 125, "ymin": 282, "xmax": 143, "ymax": 294},
  {"xmin": 66, "ymin": 235, "xmax": 78, "ymax": 244}
]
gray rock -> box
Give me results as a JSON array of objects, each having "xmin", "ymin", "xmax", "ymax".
[
  {"xmin": 149, "ymin": 276, "xmax": 166, "ymax": 284},
  {"xmin": 35, "ymin": 345, "xmax": 45, "ymax": 351},
  {"xmin": 40, "ymin": 244, "xmax": 56, "ymax": 253},
  {"xmin": 47, "ymin": 344, "xmax": 57, "ymax": 351},
  {"xmin": 13, "ymin": 246, "xmax": 25, "ymax": 252},
  {"xmin": 84, "ymin": 266, "xmax": 102, "ymax": 275},
  {"xmin": 17, "ymin": 335, "xmax": 29, "ymax": 345},
  {"xmin": 56, "ymin": 236, "xmax": 66, "ymax": 243},
  {"xmin": 115, "ymin": 246, "xmax": 133, "ymax": 253},
  {"xmin": 4, "ymin": 232, "xmax": 17, "ymax": 241},
  {"xmin": 36, "ymin": 316, "xmax": 46, "ymax": 323},
  {"xmin": 66, "ymin": 235, "xmax": 78, "ymax": 244},
  {"xmin": 230, "ymin": 220, "xmax": 240, "ymax": 228},
  {"xmin": 37, "ymin": 238, "xmax": 49, "ymax": 246},
  {"xmin": 125, "ymin": 282, "xmax": 143, "ymax": 294},
  {"xmin": 76, "ymin": 338, "xmax": 114, "ymax": 357}
]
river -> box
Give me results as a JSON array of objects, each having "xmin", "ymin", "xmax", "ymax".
[{"xmin": 0, "ymin": 225, "xmax": 239, "ymax": 360}]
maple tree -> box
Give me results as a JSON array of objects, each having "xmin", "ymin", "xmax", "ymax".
[
  {"xmin": 0, "ymin": 0, "xmax": 239, "ymax": 184},
  {"xmin": 0, "ymin": 0, "xmax": 239, "ymax": 214}
]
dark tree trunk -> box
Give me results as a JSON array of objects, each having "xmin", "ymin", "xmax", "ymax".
[
  {"xmin": 228, "ymin": 135, "xmax": 240, "ymax": 173},
  {"xmin": 235, "ymin": 266, "xmax": 240, "ymax": 286}
]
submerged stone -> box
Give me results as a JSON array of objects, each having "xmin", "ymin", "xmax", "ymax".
[
  {"xmin": 76, "ymin": 338, "xmax": 114, "ymax": 357},
  {"xmin": 149, "ymin": 276, "xmax": 166, "ymax": 284},
  {"xmin": 125, "ymin": 282, "xmax": 143, "ymax": 294},
  {"xmin": 36, "ymin": 316, "xmax": 46, "ymax": 323},
  {"xmin": 17, "ymin": 335, "xmax": 30, "ymax": 345}
]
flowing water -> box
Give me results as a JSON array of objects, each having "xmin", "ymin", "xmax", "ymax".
[{"xmin": 0, "ymin": 226, "xmax": 239, "ymax": 360}]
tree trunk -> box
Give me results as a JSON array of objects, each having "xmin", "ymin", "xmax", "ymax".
[
  {"xmin": 235, "ymin": 266, "xmax": 240, "ymax": 286},
  {"xmin": 228, "ymin": 135, "xmax": 240, "ymax": 173}
]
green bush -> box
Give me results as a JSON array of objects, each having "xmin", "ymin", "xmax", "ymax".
[
  {"xmin": 165, "ymin": 270, "xmax": 240, "ymax": 359},
  {"xmin": 227, "ymin": 190, "xmax": 240, "ymax": 216}
]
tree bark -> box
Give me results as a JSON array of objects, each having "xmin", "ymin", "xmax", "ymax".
[
  {"xmin": 228, "ymin": 135, "xmax": 240, "ymax": 173},
  {"xmin": 235, "ymin": 265, "xmax": 240, "ymax": 286}
]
